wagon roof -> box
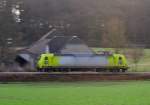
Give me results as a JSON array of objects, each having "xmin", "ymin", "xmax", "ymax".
[
  {"xmin": 23, "ymin": 30, "xmax": 94, "ymax": 56},
  {"xmin": 48, "ymin": 36, "xmax": 94, "ymax": 55}
]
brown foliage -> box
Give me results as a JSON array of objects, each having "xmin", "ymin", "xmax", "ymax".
[{"xmin": 101, "ymin": 16, "xmax": 127, "ymax": 48}]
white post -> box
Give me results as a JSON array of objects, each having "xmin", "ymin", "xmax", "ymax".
[{"xmin": 45, "ymin": 45, "xmax": 50, "ymax": 53}]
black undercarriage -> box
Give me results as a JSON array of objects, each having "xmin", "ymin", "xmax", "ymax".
[{"xmin": 37, "ymin": 67, "xmax": 127, "ymax": 72}]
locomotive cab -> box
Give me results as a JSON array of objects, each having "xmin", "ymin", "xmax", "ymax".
[
  {"xmin": 37, "ymin": 53, "xmax": 54, "ymax": 71},
  {"xmin": 37, "ymin": 53, "xmax": 128, "ymax": 72},
  {"xmin": 113, "ymin": 54, "xmax": 128, "ymax": 72}
]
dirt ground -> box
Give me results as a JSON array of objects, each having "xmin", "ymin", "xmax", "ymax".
[{"xmin": 0, "ymin": 72, "xmax": 150, "ymax": 82}]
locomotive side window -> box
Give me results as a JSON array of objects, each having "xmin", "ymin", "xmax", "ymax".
[
  {"xmin": 118, "ymin": 56, "xmax": 123, "ymax": 65},
  {"xmin": 44, "ymin": 56, "xmax": 49, "ymax": 65},
  {"xmin": 45, "ymin": 57, "xmax": 48, "ymax": 60}
]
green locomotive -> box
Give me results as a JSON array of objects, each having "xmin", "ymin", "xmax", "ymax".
[{"xmin": 37, "ymin": 52, "xmax": 128, "ymax": 72}]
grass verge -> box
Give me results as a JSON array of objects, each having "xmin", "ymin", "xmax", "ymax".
[{"xmin": 0, "ymin": 81, "xmax": 150, "ymax": 105}]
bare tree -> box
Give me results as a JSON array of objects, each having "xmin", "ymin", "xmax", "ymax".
[
  {"xmin": 0, "ymin": 0, "xmax": 22, "ymax": 71},
  {"xmin": 129, "ymin": 47, "xmax": 144, "ymax": 71},
  {"xmin": 101, "ymin": 16, "xmax": 128, "ymax": 53}
]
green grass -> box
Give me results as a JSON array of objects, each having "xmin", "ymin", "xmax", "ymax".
[{"xmin": 0, "ymin": 81, "xmax": 150, "ymax": 105}]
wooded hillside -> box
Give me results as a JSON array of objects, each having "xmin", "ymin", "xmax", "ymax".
[{"xmin": 0, "ymin": 0, "xmax": 150, "ymax": 47}]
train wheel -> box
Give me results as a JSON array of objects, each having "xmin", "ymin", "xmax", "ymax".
[
  {"xmin": 95, "ymin": 69, "xmax": 101, "ymax": 72},
  {"xmin": 38, "ymin": 68, "xmax": 43, "ymax": 72},
  {"xmin": 117, "ymin": 69, "xmax": 120, "ymax": 72},
  {"xmin": 45, "ymin": 68, "xmax": 48, "ymax": 72},
  {"xmin": 42, "ymin": 69, "xmax": 46, "ymax": 72},
  {"xmin": 122, "ymin": 69, "xmax": 126, "ymax": 72},
  {"xmin": 39, "ymin": 69, "xmax": 44, "ymax": 72},
  {"xmin": 109, "ymin": 69, "xmax": 113, "ymax": 72},
  {"xmin": 112, "ymin": 69, "xmax": 119, "ymax": 72}
]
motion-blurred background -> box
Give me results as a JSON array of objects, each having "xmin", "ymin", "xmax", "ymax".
[{"xmin": 0, "ymin": 0, "xmax": 150, "ymax": 71}]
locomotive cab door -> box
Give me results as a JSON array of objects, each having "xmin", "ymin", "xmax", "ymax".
[{"xmin": 116, "ymin": 55, "xmax": 127, "ymax": 72}]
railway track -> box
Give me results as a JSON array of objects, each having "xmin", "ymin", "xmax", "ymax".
[{"xmin": 0, "ymin": 72, "xmax": 150, "ymax": 82}]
